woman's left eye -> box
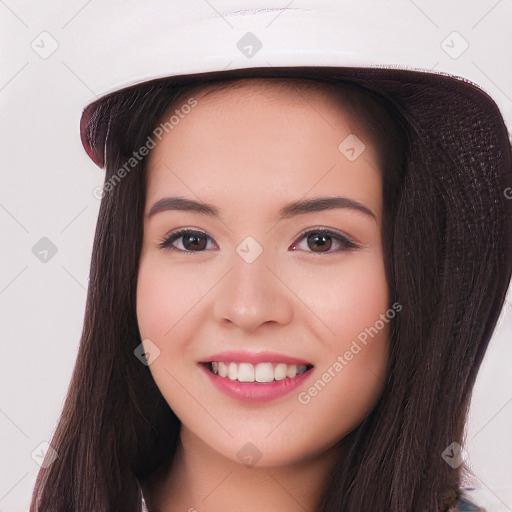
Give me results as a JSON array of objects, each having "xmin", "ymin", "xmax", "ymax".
[
  {"xmin": 290, "ymin": 228, "xmax": 361, "ymax": 254},
  {"xmin": 158, "ymin": 228, "xmax": 360, "ymax": 254}
]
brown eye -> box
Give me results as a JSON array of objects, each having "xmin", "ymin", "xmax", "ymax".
[
  {"xmin": 306, "ymin": 232, "xmax": 332, "ymax": 252},
  {"xmin": 290, "ymin": 228, "xmax": 360, "ymax": 254},
  {"xmin": 159, "ymin": 229, "xmax": 214, "ymax": 252}
]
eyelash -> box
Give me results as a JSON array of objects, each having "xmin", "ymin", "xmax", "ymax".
[{"xmin": 158, "ymin": 227, "xmax": 361, "ymax": 254}]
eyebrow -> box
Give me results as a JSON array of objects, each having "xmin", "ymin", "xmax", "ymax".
[{"xmin": 148, "ymin": 195, "xmax": 376, "ymax": 221}]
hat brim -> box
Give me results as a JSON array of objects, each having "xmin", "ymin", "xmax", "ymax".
[{"xmin": 80, "ymin": 65, "xmax": 511, "ymax": 178}]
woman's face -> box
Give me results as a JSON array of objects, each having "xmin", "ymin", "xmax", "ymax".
[{"xmin": 136, "ymin": 81, "xmax": 390, "ymax": 467}]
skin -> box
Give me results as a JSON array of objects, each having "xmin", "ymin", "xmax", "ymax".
[{"xmin": 136, "ymin": 80, "xmax": 390, "ymax": 512}]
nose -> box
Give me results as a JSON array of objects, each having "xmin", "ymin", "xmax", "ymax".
[{"xmin": 212, "ymin": 245, "xmax": 294, "ymax": 332}]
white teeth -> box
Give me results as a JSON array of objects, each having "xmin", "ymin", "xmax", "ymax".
[
  {"xmin": 218, "ymin": 361, "xmax": 228, "ymax": 377},
  {"xmin": 238, "ymin": 363, "xmax": 255, "ymax": 382},
  {"xmin": 274, "ymin": 363, "xmax": 288, "ymax": 381},
  {"xmin": 208, "ymin": 361, "xmax": 310, "ymax": 382},
  {"xmin": 286, "ymin": 364, "xmax": 297, "ymax": 378},
  {"xmin": 255, "ymin": 363, "xmax": 274, "ymax": 383},
  {"xmin": 228, "ymin": 362, "xmax": 237, "ymax": 380}
]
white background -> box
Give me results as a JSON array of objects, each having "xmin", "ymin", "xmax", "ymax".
[{"xmin": 1, "ymin": 1, "xmax": 511, "ymax": 510}]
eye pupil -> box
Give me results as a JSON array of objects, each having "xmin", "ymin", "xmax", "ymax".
[
  {"xmin": 183, "ymin": 233, "xmax": 207, "ymax": 251},
  {"xmin": 308, "ymin": 233, "xmax": 332, "ymax": 252}
]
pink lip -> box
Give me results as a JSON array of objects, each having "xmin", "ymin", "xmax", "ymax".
[
  {"xmin": 201, "ymin": 350, "xmax": 312, "ymax": 366},
  {"xmin": 198, "ymin": 360, "xmax": 314, "ymax": 403}
]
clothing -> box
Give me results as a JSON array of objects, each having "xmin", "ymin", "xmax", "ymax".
[{"xmin": 450, "ymin": 493, "xmax": 485, "ymax": 511}]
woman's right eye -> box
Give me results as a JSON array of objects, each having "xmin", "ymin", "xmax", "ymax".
[{"xmin": 158, "ymin": 229, "xmax": 216, "ymax": 253}]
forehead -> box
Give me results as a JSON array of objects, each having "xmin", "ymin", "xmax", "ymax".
[
  {"xmin": 190, "ymin": 78, "xmax": 340, "ymax": 108},
  {"xmin": 144, "ymin": 80, "xmax": 382, "ymax": 220}
]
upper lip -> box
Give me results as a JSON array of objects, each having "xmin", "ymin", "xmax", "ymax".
[{"xmin": 200, "ymin": 350, "xmax": 313, "ymax": 366}]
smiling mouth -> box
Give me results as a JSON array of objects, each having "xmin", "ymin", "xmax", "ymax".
[{"xmin": 202, "ymin": 361, "xmax": 314, "ymax": 383}]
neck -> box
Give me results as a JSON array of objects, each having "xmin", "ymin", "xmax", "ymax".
[{"xmin": 145, "ymin": 426, "xmax": 342, "ymax": 512}]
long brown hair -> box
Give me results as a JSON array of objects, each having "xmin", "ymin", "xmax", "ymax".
[{"xmin": 30, "ymin": 67, "xmax": 512, "ymax": 511}]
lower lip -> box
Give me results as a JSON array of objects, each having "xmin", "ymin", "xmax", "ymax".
[{"xmin": 199, "ymin": 364, "xmax": 314, "ymax": 403}]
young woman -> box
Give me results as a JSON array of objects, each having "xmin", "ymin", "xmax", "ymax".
[
  {"xmin": 29, "ymin": 65, "xmax": 512, "ymax": 511},
  {"xmin": 29, "ymin": 10, "xmax": 512, "ymax": 512}
]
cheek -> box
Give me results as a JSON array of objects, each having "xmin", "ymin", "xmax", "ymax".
[
  {"xmin": 136, "ymin": 253, "xmax": 204, "ymax": 341},
  {"xmin": 136, "ymin": 260, "xmax": 170, "ymax": 339},
  {"xmin": 289, "ymin": 249, "xmax": 390, "ymax": 345},
  {"xmin": 135, "ymin": 251, "xmax": 216, "ymax": 386},
  {"xmin": 338, "ymin": 257, "xmax": 389, "ymax": 341},
  {"xmin": 299, "ymin": 252, "xmax": 390, "ymax": 397}
]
